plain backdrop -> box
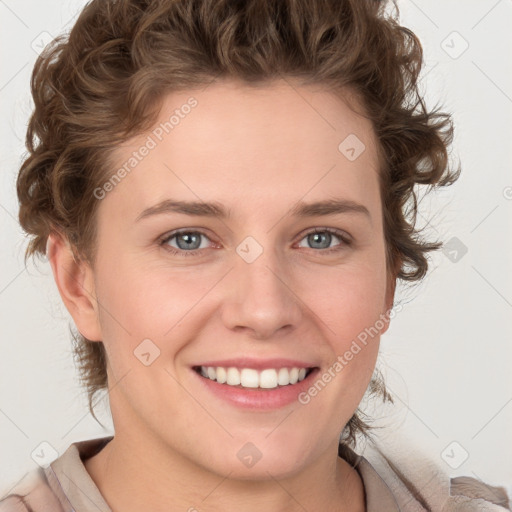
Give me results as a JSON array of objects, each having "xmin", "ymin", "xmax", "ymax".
[{"xmin": 1, "ymin": 0, "xmax": 511, "ymax": 499}]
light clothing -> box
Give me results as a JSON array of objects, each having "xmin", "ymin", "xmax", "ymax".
[{"xmin": 1, "ymin": 435, "xmax": 509, "ymax": 511}]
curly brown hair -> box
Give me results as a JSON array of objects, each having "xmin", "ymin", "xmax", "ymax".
[{"xmin": 17, "ymin": 0, "xmax": 460, "ymax": 447}]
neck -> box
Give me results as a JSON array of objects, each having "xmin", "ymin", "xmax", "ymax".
[{"xmin": 84, "ymin": 431, "xmax": 365, "ymax": 512}]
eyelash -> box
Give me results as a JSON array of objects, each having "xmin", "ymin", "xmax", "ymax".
[{"xmin": 159, "ymin": 228, "xmax": 352, "ymax": 257}]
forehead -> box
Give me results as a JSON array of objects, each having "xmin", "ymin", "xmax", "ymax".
[{"xmin": 102, "ymin": 79, "xmax": 381, "ymax": 220}]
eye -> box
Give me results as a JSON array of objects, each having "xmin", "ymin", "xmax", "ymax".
[
  {"xmin": 160, "ymin": 230, "xmax": 213, "ymax": 256},
  {"xmin": 296, "ymin": 228, "xmax": 351, "ymax": 253},
  {"xmin": 159, "ymin": 227, "xmax": 352, "ymax": 257}
]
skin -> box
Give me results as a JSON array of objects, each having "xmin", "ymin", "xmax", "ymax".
[{"xmin": 47, "ymin": 78, "xmax": 396, "ymax": 512}]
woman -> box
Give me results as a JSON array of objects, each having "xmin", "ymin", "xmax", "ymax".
[{"xmin": 1, "ymin": 0, "xmax": 509, "ymax": 510}]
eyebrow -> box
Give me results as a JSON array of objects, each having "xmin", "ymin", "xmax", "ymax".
[{"xmin": 135, "ymin": 198, "xmax": 371, "ymax": 222}]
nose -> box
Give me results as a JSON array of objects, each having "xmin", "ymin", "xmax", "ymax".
[{"xmin": 220, "ymin": 246, "xmax": 303, "ymax": 340}]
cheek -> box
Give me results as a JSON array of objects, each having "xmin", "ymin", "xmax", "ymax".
[
  {"xmin": 301, "ymin": 256, "xmax": 388, "ymax": 342},
  {"xmin": 294, "ymin": 268, "xmax": 386, "ymax": 424},
  {"xmin": 94, "ymin": 250, "xmax": 195, "ymax": 331},
  {"xmin": 298, "ymin": 257, "xmax": 387, "ymax": 393},
  {"xmin": 93, "ymin": 251, "xmax": 220, "ymax": 375}
]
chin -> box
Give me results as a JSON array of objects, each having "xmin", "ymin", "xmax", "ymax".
[{"xmin": 191, "ymin": 431, "xmax": 318, "ymax": 480}]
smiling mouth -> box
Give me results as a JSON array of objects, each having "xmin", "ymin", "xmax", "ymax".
[{"xmin": 193, "ymin": 365, "xmax": 317, "ymax": 390}]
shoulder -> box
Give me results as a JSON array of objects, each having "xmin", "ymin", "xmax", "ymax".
[
  {"xmin": 0, "ymin": 436, "xmax": 113, "ymax": 512},
  {"xmin": 358, "ymin": 433, "xmax": 510, "ymax": 511},
  {"xmin": 0, "ymin": 467, "xmax": 66, "ymax": 512}
]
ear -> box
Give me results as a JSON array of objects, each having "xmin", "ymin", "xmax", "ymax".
[
  {"xmin": 380, "ymin": 272, "xmax": 397, "ymax": 335},
  {"xmin": 46, "ymin": 232, "xmax": 102, "ymax": 341}
]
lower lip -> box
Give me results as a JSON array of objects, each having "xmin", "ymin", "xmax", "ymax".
[{"xmin": 192, "ymin": 368, "xmax": 319, "ymax": 410}]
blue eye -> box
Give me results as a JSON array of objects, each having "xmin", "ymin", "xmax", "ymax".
[
  {"xmin": 161, "ymin": 230, "xmax": 212, "ymax": 256},
  {"xmin": 159, "ymin": 228, "xmax": 351, "ymax": 257},
  {"xmin": 297, "ymin": 228, "xmax": 351, "ymax": 253}
]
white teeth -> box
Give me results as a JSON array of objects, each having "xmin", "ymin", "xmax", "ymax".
[
  {"xmin": 216, "ymin": 366, "xmax": 227, "ymax": 384},
  {"xmin": 198, "ymin": 366, "xmax": 310, "ymax": 389},
  {"xmin": 226, "ymin": 367, "xmax": 241, "ymax": 385},
  {"xmin": 240, "ymin": 369, "xmax": 259, "ymax": 388},
  {"xmin": 277, "ymin": 367, "xmax": 290, "ymax": 385},
  {"xmin": 260, "ymin": 369, "xmax": 278, "ymax": 389}
]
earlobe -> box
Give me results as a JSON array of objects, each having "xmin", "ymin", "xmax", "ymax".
[{"xmin": 46, "ymin": 233, "xmax": 102, "ymax": 341}]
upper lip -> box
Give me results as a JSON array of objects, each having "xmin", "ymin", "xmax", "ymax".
[{"xmin": 193, "ymin": 358, "xmax": 319, "ymax": 370}]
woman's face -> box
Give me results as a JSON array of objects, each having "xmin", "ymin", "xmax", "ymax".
[{"xmin": 70, "ymin": 79, "xmax": 394, "ymax": 478}]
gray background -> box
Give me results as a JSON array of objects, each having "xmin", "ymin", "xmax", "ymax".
[{"xmin": 1, "ymin": 0, "xmax": 511, "ymax": 497}]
